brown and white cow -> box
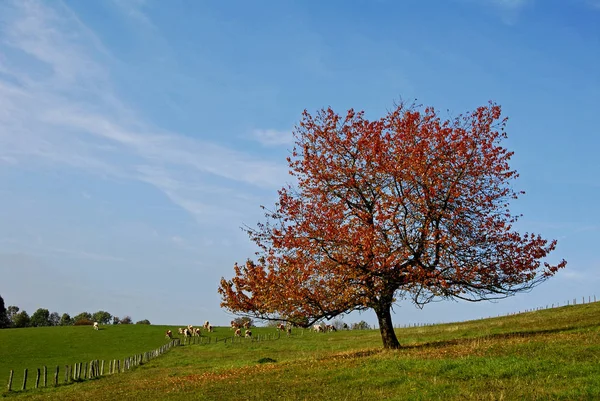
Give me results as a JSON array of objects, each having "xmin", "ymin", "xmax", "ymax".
[
  {"xmin": 165, "ymin": 330, "xmax": 173, "ymax": 339},
  {"xmin": 244, "ymin": 329, "xmax": 252, "ymax": 338}
]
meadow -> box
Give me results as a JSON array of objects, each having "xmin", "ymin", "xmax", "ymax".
[{"xmin": 1, "ymin": 303, "xmax": 599, "ymax": 400}]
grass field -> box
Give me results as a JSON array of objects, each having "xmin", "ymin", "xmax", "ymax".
[
  {"xmin": 2, "ymin": 303, "xmax": 600, "ymax": 400},
  {"xmin": 0, "ymin": 324, "xmax": 237, "ymax": 389}
]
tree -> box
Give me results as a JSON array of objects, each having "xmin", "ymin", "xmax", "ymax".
[
  {"xmin": 351, "ymin": 321, "xmax": 371, "ymax": 330},
  {"xmin": 0, "ymin": 295, "xmax": 9, "ymax": 328},
  {"xmin": 7, "ymin": 305, "xmax": 19, "ymax": 326},
  {"xmin": 92, "ymin": 311, "xmax": 112, "ymax": 325},
  {"xmin": 135, "ymin": 319, "xmax": 151, "ymax": 325},
  {"xmin": 232, "ymin": 317, "xmax": 254, "ymax": 328},
  {"xmin": 59, "ymin": 313, "xmax": 72, "ymax": 326},
  {"xmin": 112, "ymin": 316, "xmax": 121, "ymax": 325},
  {"xmin": 219, "ymin": 102, "xmax": 567, "ymax": 349},
  {"xmin": 73, "ymin": 312, "xmax": 92, "ymax": 325},
  {"xmin": 12, "ymin": 311, "xmax": 30, "ymax": 328},
  {"xmin": 120, "ymin": 316, "xmax": 133, "ymax": 324},
  {"xmin": 30, "ymin": 308, "xmax": 50, "ymax": 327},
  {"xmin": 49, "ymin": 312, "xmax": 60, "ymax": 326}
]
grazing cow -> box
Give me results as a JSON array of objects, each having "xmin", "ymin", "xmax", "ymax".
[
  {"xmin": 203, "ymin": 321, "xmax": 210, "ymax": 330},
  {"xmin": 231, "ymin": 320, "xmax": 240, "ymax": 329},
  {"xmin": 178, "ymin": 327, "xmax": 184, "ymax": 334},
  {"xmin": 312, "ymin": 324, "xmax": 323, "ymax": 333},
  {"xmin": 277, "ymin": 323, "xmax": 286, "ymax": 331},
  {"xmin": 183, "ymin": 328, "xmax": 191, "ymax": 338},
  {"xmin": 93, "ymin": 322, "xmax": 99, "ymax": 330},
  {"xmin": 193, "ymin": 327, "xmax": 201, "ymax": 336},
  {"xmin": 165, "ymin": 330, "xmax": 173, "ymax": 339},
  {"xmin": 286, "ymin": 326, "xmax": 292, "ymax": 337},
  {"xmin": 325, "ymin": 324, "xmax": 337, "ymax": 332},
  {"xmin": 207, "ymin": 324, "xmax": 213, "ymax": 332},
  {"xmin": 245, "ymin": 329, "xmax": 252, "ymax": 338},
  {"xmin": 243, "ymin": 321, "xmax": 251, "ymax": 329},
  {"xmin": 234, "ymin": 328, "xmax": 241, "ymax": 337}
]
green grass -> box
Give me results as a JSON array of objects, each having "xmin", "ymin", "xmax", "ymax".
[{"xmin": 2, "ymin": 303, "xmax": 600, "ymax": 400}]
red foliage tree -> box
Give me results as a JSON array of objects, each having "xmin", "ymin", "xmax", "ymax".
[{"xmin": 219, "ymin": 101, "xmax": 566, "ymax": 349}]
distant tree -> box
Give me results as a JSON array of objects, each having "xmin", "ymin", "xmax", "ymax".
[
  {"xmin": 135, "ymin": 319, "xmax": 151, "ymax": 325},
  {"xmin": 49, "ymin": 312, "xmax": 60, "ymax": 326},
  {"xmin": 30, "ymin": 308, "xmax": 51, "ymax": 327},
  {"xmin": 232, "ymin": 317, "xmax": 254, "ymax": 328},
  {"xmin": 330, "ymin": 318, "xmax": 345, "ymax": 331},
  {"xmin": 0, "ymin": 295, "xmax": 9, "ymax": 328},
  {"xmin": 351, "ymin": 321, "xmax": 370, "ymax": 330},
  {"xmin": 73, "ymin": 312, "xmax": 92, "ymax": 324},
  {"xmin": 7, "ymin": 305, "xmax": 19, "ymax": 326},
  {"xmin": 92, "ymin": 311, "xmax": 112, "ymax": 325},
  {"xmin": 112, "ymin": 316, "xmax": 121, "ymax": 325},
  {"xmin": 59, "ymin": 313, "xmax": 72, "ymax": 326},
  {"xmin": 12, "ymin": 311, "xmax": 30, "ymax": 328},
  {"xmin": 120, "ymin": 316, "xmax": 133, "ymax": 325},
  {"xmin": 73, "ymin": 318, "xmax": 94, "ymax": 326}
]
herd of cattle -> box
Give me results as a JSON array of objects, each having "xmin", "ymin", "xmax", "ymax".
[
  {"xmin": 161, "ymin": 321, "xmax": 340, "ymax": 339},
  {"xmin": 93, "ymin": 319, "xmax": 341, "ymax": 338}
]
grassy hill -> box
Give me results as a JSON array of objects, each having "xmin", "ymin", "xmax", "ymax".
[{"xmin": 2, "ymin": 303, "xmax": 600, "ymax": 400}]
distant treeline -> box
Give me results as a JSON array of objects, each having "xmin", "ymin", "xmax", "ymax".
[{"xmin": 0, "ymin": 294, "xmax": 150, "ymax": 329}]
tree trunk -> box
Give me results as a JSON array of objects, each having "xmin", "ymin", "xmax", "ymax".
[{"xmin": 375, "ymin": 302, "xmax": 400, "ymax": 349}]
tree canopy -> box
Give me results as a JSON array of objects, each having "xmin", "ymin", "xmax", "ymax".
[
  {"xmin": 30, "ymin": 308, "xmax": 51, "ymax": 327},
  {"xmin": 219, "ymin": 101, "xmax": 566, "ymax": 348}
]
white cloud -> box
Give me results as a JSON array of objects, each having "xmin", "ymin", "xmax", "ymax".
[
  {"xmin": 491, "ymin": 0, "xmax": 533, "ymax": 9},
  {"xmin": 250, "ymin": 128, "xmax": 294, "ymax": 147},
  {"xmin": 456, "ymin": 0, "xmax": 534, "ymax": 24},
  {"xmin": 585, "ymin": 0, "xmax": 600, "ymax": 9},
  {"xmin": 0, "ymin": 0, "xmax": 288, "ymax": 223}
]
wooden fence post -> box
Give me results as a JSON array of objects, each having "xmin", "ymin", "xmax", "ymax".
[
  {"xmin": 7, "ymin": 370, "xmax": 13, "ymax": 391},
  {"xmin": 101, "ymin": 360, "xmax": 105, "ymax": 376},
  {"xmin": 64, "ymin": 365, "xmax": 69, "ymax": 383},
  {"xmin": 35, "ymin": 368, "xmax": 40, "ymax": 388},
  {"xmin": 22, "ymin": 368, "xmax": 27, "ymax": 391},
  {"xmin": 54, "ymin": 366, "xmax": 59, "ymax": 386},
  {"xmin": 43, "ymin": 366, "xmax": 47, "ymax": 387}
]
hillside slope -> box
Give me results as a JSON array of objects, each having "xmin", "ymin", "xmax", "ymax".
[{"xmin": 3, "ymin": 302, "xmax": 600, "ymax": 400}]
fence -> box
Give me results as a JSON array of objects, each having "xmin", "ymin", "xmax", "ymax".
[
  {"xmin": 394, "ymin": 294, "xmax": 598, "ymax": 329},
  {"xmin": 6, "ymin": 338, "xmax": 181, "ymax": 393}
]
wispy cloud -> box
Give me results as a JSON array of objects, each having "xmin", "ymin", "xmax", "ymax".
[
  {"xmin": 0, "ymin": 0, "xmax": 288, "ymax": 222},
  {"xmin": 250, "ymin": 129, "xmax": 294, "ymax": 147},
  {"xmin": 111, "ymin": 0, "xmax": 155, "ymax": 29},
  {"xmin": 490, "ymin": 0, "xmax": 533, "ymax": 10},
  {"xmin": 584, "ymin": 0, "xmax": 600, "ymax": 9},
  {"xmin": 457, "ymin": 0, "xmax": 534, "ymax": 24}
]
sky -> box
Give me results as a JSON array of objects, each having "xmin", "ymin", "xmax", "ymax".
[{"xmin": 0, "ymin": 0, "xmax": 599, "ymax": 328}]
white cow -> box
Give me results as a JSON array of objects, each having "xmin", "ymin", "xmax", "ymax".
[{"xmin": 93, "ymin": 322, "xmax": 99, "ymax": 330}]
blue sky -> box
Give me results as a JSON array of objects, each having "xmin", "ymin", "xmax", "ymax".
[{"xmin": 0, "ymin": 0, "xmax": 598, "ymax": 327}]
